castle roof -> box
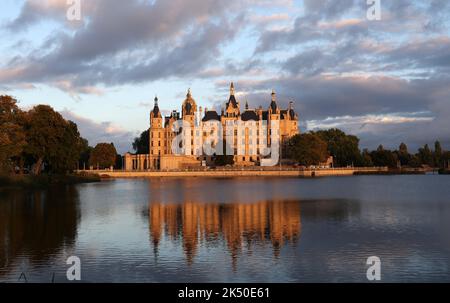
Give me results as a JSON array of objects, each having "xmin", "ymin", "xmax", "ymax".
[
  {"xmin": 182, "ymin": 88, "xmax": 197, "ymax": 116},
  {"xmin": 227, "ymin": 95, "xmax": 239, "ymax": 109},
  {"xmin": 226, "ymin": 82, "xmax": 239, "ymax": 109},
  {"xmin": 269, "ymin": 89, "xmax": 278, "ymax": 112},
  {"xmin": 262, "ymin": 111, "xmax": 268, "ymax": 120},
  {"xmin": 202, "ymin": 110, "xmax": 221, "ymax": 122},
  {"xmin": 152, "ymin": 96, "xmax": 161, "ymax": 118},
  {"xmin": 241, "ymin": 110, "xmax": 259, "ymax": 121}
]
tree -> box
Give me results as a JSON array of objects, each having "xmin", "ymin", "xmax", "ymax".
[
  {"xmin": 361, "ymin": 149, "xmax": 373, "ymax": 167},
  {"xmin": 214, "ymin": 155, "xmax": 235, "ymax": 166},
  {"xmin": 288, "ymin": 132, "xmax": 328, "ymax": 166},
  {"xmin": 316, "ymin": 129, "xmax": 362, "ymax": 167},
  {"xmin": 397, "ymin": 142, "xmax": 410, "ymax": 166},
  {"xmin": 24, "ymin": 105, "xmax": 83, "ymax": 175},
  {"xmin": 408, "ymin": 155, "xmax": 422, "ymax": 168},
  {"xmin": 90, "ymin": 143, "xmax": 118, "ymax": 169},
  {"xmin": 78, "ymin": 138, "xmax": 93, "ymax": 170},
  {"xmin": 47, "ymin": 120, "xmax": 85, "ymax": 173},
  {"xmin": 434, "ymin": 141, "xmax": 443, "ymax": 168},
  {"xmin": 214, "ymin": 141, "xmax": 235, "ymax": 166},
  {"xmin": 0, "ymin": 96, "xmax": 26, "ymax": 173},
  {"xmin": 371, "ymin": 145, "xmax": 398, "ymax": 168},
  {"xmin": 418, "ymin": 144, "xmax": 433, "ymax": 166},
  {"xmin": 133, "ymin": 130, "xmax": 149, "ymax": 154},
  {"xmin": 442, "ymin": 151, "xmax": 450, "ymax": 169}
]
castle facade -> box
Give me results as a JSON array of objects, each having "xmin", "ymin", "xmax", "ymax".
[{"xmin": 124, "ymin": 83, "xmax": 299, "ymax": 170}]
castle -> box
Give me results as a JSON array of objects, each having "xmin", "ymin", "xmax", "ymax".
[{"xmin": 124, "ymin": 83, "xmax": 299, "ymax": 170}]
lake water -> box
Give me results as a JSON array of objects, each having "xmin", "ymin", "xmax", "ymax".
[{"xmin": 1, "ymin": 175, "xmax": 450, "ymax": 283}]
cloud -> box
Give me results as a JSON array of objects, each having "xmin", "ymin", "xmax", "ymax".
[
  {"xmin": 2, "ymin": 0, "xmax": 450, "ymax": 151},
  {"xmin": 220, "ymin": 74, "xmax": 450, "ymax": 150},
  {"xmin": 60, "ymin": 110, "xmax": 137, "ymax": 154},
  {"xmin": 1, "ymin": 0, "xmax": 247, "ymax": 95},
  {"xmin": 6, "ymin": 0, "xmax": 69, "ymax": 31}
]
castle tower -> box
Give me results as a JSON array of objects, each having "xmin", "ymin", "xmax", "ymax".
[
  {"xmin": 267, "ymin": 90, "xmax": 280, "ymax": 147},
  {"xmin": 150, "ymin": 96, "xmax": 164, "ymax": 168},
  {"xmin": 223, "ymin": 82, "xmax": 240, "ymax": 119},
  {"xmin": 268, "ymin": 89, "xmax": 280, "ymax": 115},
  {"xmin": 182, "ymin": 89, "xmax": 197, "ymax": 123},
  {"xmin": 181, "ymin": 89, "xmax": 198, "ymax": 156}
]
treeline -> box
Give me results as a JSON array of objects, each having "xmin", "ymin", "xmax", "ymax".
[
  {"xmin": 0, "ymin": 95, "xmax": 120, "ymax": 176},
  {"xmin": 287, "ymin": 129, "xmax": 450, "ymax": 169}
]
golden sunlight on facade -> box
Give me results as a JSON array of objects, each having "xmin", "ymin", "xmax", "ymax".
[{"xmin": 124, "ymin": 83, "xmax": 299, "ymax": 170}]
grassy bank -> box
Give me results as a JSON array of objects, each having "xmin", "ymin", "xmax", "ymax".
[{"xmin": 0, "ymin": 172, "xmax": 101, "ymax": 189}]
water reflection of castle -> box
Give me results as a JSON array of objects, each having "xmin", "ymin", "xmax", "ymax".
[{"xmin": 148, "ymin": 201, "xmax": 301, "ymax": 266}]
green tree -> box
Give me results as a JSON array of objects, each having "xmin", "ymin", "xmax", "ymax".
[
  {"xmin": 397, "ymin": 142, "xmax": 410, "ymax": 166},
  {"xmin": 78, "ymin": 138, "xmax": 93, "ymax": 170},
  {"xmin": 48, "ymin": 120, "xmax": 85, "ymax": 173},
  {"xmin": 418, "ymin": 144, "xmax": 433, "ymax": 166},
  {"xmin": 214, "ymin": 141, "xmax": 235, "ymax": 166},
  {"xmin": 442, "ymin": 151, "xmax": 450, "ymax": 169},
  {"xmin": 316, "ymin": 129, "xmax": 362, "ymax": 167},
  {"xmin": 90, "ymin": 143, "xmax": 118, "ymax": 169},
  {"xmin": 434, "ymin": 141, "xmax": 443, "ymax": 168},
  {"xmin": 408, "ymin": 155, "xmax": 422, "ymax": 168},
  {"xmin": 133, "ymin": 130, "xmax": 149, "ymax": 154},
  {"xmin": 371, "ymin": 145, "xmax": 398, "ymax": 168},
  {"xmin": 361, "ymin": 148, "xmax": 373, "ymax": 167},
  {"xmin": 24, "ymin": 105, "xmax": 83, "ymax": 175},
  {"xmin": 0, "ymin": 96, "xmax": 26, "ymax": 173},
  {"xmin": 288, "ymin": 132, "xmax": 328, "ymax": 166}
]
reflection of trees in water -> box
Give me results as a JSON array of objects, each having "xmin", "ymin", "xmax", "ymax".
[
  {"xmin": 0, "ymin": 187, "xmax": 80, "ymax": 275},
  {"xmin": 299, "ymin": 199, "xmax": 361, "ymax": 221},
  {"xmin": 148, "ymin": 201, "xmax": 302, "ymax": 266}
]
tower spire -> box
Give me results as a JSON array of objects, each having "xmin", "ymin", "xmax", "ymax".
[
  {"xmin": 271, "ymin": 89, "xmax": 276, "ymax": 102},
  {"xmin": 230, "ymin": 82, "xmax": 235, "ymax": 96}
]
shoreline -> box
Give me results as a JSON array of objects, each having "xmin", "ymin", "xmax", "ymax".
[
  {"xmin": 0, "ymin": 173, "xmax": 101, "ymax": 189},
  {"xmin": 79, "ymin": 167, "xmax": 391, "ymax": 179}
]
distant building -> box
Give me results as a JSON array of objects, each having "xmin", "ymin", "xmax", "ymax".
[{"xmin": 124, "ymin": 83, "xmax": 299, "ymax": 170}]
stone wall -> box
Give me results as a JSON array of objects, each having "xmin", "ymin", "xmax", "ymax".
[{"xmin": 80, "ymin": 167, "xmax": 388, "ymax": 178}]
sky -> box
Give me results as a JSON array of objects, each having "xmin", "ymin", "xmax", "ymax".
[{"xmin": 1, "ymin": 0, "xmax": 449, "ymax": 154}]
